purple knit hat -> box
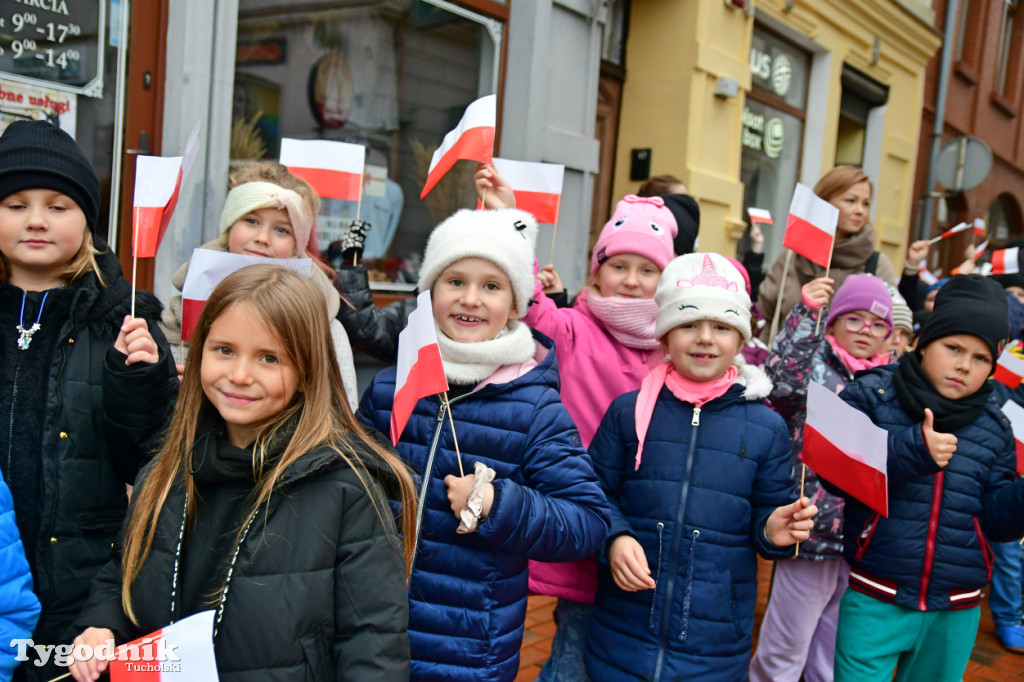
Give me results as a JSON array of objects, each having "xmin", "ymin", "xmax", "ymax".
[
  {"xmin": 826, "ymin": 274, "xmax": 894, "ymax": 329},
  {"xmin": 591, "ymin": 194, "xmax": 678, "ymax": 275}
]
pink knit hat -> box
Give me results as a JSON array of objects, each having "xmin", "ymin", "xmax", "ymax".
[
  {"xmin": 591, "ymin": 194, "xmax": 678, "ymax": 275},
  {"xmin": 825, "ymin": 274, "xmax": 894, "ymax": 330}
]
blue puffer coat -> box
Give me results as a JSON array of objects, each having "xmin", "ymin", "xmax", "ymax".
[
  {"xmin": 585, "ymin": 362, "xmax": 796, "ymax": 682},
  {"xmin": 357, "ymin": 331, "xmax": 610, "ymax": 682},
  {"xmin": 0, "ymin": 477, "xmax": 40, "ymax": 682},
  {"xmin": 821, "ymin": 366, "xmax": 1024, "ymax": 612}
]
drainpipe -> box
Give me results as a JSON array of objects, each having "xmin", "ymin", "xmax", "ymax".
[{"xmin": 918, "ymin": 0, "xmax": 959, "ymax": 241}]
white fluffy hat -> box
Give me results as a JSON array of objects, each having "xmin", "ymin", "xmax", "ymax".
[
  {"xmin": 655, "ymin": 253, "xmax": 752, "ymax": 341},
  {"xmin": 417, "ymin": 208, "xmax": 538, "ymax": 317}
]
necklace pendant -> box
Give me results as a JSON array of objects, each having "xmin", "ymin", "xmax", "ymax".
[{"xmin": 16, "ymin": 323, "xmax": 40, "ymax": 351}]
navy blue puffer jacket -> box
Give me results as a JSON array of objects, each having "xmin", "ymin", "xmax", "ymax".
[
  {"xmin": 585, "ymin": 363, "xmax": 796, "ymax": 682},
  {"xmin": 820, "ymin": 366, "xmax": 1024, "ymax": 612},
  {"xmin": 357, "ymin": 332, "xmax": 610, "ymax": 682}
]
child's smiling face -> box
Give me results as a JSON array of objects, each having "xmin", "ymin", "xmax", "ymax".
[
  {"xmin": 919, "ymin": 333, "xmax": 993, "ymax": 399},
  {"xmin": 595, "ymin": 254, "xmax": 661, "ymax": 299},
  {"xmin": 664, "ymin": 320, "xmax": 742, "ymax": 382},
  {"xmin": 0, "ymin": 189, "xmax": 86, "ymax": 287},
  {"xmin": 227, "ymin": 206, "xmax": 296, "ymax": 259},
  {"xmin": 201, "ymin": 301, "xmax": 300, "ymax": 448},
  {"xmin": 432, "ymin": 257, "xmax": 517, "ymax": 343}
]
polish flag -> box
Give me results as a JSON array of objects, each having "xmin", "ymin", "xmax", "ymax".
[
  {"xmin": 918, "ymin": 266, "xmax": 939, "ymax": 286},
  {"xmin": 133, "ymin": 122, "xmax": 201, "ymax": 258},
  {"xmin": 391, "ymin": 290, "xmax": 449, "ymax": 446},
  {"xmin": 934, "ymin": 222, "xmax": 971, "ymax": 242},
  {"xmin": 420, "ymin": 95, "xmax": 496, "ymax": 199},
  {"xmin": 280, "ymin": 138, "xmax": 365, "ymax": 202},
  {"xmin": 993, "ymin": 340, "xmax": 1024, "ymax": 389},
  {"xmin": 972, "ymin": 236, "xmax": 991, "ymax": 260},
  {"xmin": 180, "ymin": 250, "xmax": 312, "ymax": 341},
  {"xmin": 109, "ymin": 610, "xmax": 218, "ymax": 681},
  {"xmin": 801, "ymin": 382, "xmax": 889, "ymax": 517},
  {"xmin": 973, "ymin": 217, "xmax": 986, "ymax": 237},
  {"xmin": 991, "ymin": 247, "xmax": 1021, "ymax": 275},
  {"xmin": 747, "ymin": 207, "xmax": 773, "ymax": 225},
  {"xmin": 475, "ymin": 158, "xmax": 564, "ymax": 224},
  {"xmin": 782, "ymin": 183, "xmax": 839, "ymax": 268},
  {"xmin": 1000, "ymin": 400, "xmax": 1024, "ymax": 476}
]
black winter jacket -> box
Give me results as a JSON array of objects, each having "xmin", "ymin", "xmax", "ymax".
[
  {"xmin": 74, "ymin": 429, "xmax": 411, "ymax": 682},
  {"xmin": 0, "ymin": 239, "xmax": 175, "ymax": 679},
  {"xmin": 335, "ymin": 264, "xmax": 413, "ymax": 363}
]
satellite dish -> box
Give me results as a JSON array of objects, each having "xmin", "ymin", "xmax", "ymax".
[{"xmin": 934, "ymin": 136, "xmax": 992, "ymax": 192}]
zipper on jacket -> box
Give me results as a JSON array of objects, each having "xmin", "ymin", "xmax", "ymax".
[
  {"xmin": 652, "ymin": 408, "xmax": 700, "ymax": 682},
  {"xmin": 42, "ymin": 319, "xmax": 74, "ymax": 611},
  {"xmin": 919, "ymin": 471, "xmax": 944, "ymax": 611},
  {"xmin": 648, "ymin": 522, "xmax": 665, "ymax": 630},
  {"xmin": 408, "ymin": 403, "xmax": 448, "ymax": 576}
]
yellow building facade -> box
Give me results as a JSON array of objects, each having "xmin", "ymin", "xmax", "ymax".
[{"xmin": 613, "ymin": 0, "xmax": 941, "ymax": 269}]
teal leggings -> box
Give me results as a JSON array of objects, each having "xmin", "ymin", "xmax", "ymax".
[{"xmin": 834, "ymin": 589, "xmax": 980, "ymax": 682}]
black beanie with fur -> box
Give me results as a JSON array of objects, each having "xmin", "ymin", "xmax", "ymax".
[{"xmin": 916, "ymin": 274, "xmax": 1008, "ymax": 361}]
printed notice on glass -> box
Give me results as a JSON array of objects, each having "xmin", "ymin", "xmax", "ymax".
[{"xmin": 0, "ymin": 0, "xmax": 105, "ymax": 98}]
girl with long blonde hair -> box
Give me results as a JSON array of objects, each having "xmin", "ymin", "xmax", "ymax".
[{"xmin": 70, "ymin": 264, "xmax": 416, "ymax": 682}]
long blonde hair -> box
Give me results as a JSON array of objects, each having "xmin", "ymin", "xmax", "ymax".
[{"xmin": 119, "ymin": 264, "xmax": 416, "ymax": 623}]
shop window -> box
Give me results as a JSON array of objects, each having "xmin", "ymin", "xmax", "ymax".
[
  {"xmin": 741, "ymin": 28, "xmax": 810, "ymax": 263},
  {"xmin": 836, "ymin": 66, "xmax": 888, "ymax": 167},
  {"xmin": 233, "ymin": 0, "xmax": 503, "ymax": 279},
  {"xmin": 990, "ymin": 193, "xmax": 1023, "ymax": 242},
  {"xmin": 995, "ymin": 0, "xmax": 1022, "ymax": 102}
]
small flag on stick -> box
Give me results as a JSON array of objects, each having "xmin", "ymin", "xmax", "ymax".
[
  {"xmin": 972, "ymin": 236, "xmax": 991, "ymax": 260},
  {"xmin": 747, "ymin": 207, "xmax": 773, "ymax": 225},
  {"xmin": 132, "ymin": 121, "xmax": 201, "ymax": 258},
  {"xmin": 421, "ymin": 95, "xmax": 496, "ymax": 199},
  {"xmin": 280, "ymin": 138, "xmax": 366, "ymax": 202},
  {"xmin": 973, "ymin": 217, "xmax": 986, "ymax": 237},
  {"xmin": 999, "ymin": 400, "xmax": 1024, "ymax": 476},
  {"xmin": 918, "ymin": 266, "xmax": 939, "ymax": 285},
  {"xmin": 180, "ymin": 250, "xmax": 312, "ymax": 341},
  {"xmin": 476, "ymin": 158, "xmax": 565, "ymax": 224},
  {"xmin": 994, "ymin": 340, "xmax": 1024, "ymax": 389},
  {"xmin": 108, "ymin": 610, "xmax": 219, "ymax": 681},
  {"xmin": 782, "ymin": 183, "xmax": 839, "ymax": 268},
  {"xmin": 801, "ymin": 383, "xmax": 889, "ymax": 517},
  {"xmin": 391, "ymin": 291, "xmax": 449, "ymax": 446},
  {"xmin": 991, "ymin": 247, "xmax": 1021, "ymax": 275},
  {"xmin": 928, "ymin": 221, "xmax": 970, "ymax": 245}
]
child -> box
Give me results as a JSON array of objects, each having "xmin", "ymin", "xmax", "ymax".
[
  {"xmin": 159, "ymin": 162, "xmax": 359, "ymax": 408},
  {"xmin": 357, "ymin": 209, "xmax": 611, "ymax": 682},
  {"xmin": 585, "ymin": 252, "xmax": 817, "ymax": 680},
  {"xmin": 0, "ymin": 476, "xmax": 41, "ymax": 681},
  {"xmin": 820, "ymin": 274, "xmax": 1024, "ymax": 681},
  {"xmin": 70, "ymin": 265, "xmax": 416, "ymax": 682},
  {"xmin": 750, "ymin": 273, "xmax": 895, "ymax": 682},
  {"xmin": 0, "ymin": 121, "xmax": 174, "ymax": 680}
]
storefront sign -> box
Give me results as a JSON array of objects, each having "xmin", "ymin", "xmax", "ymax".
[
  {"xmin": 0, "ymin": 0, "xmax": 105, "ymax": 97},
  {"xmin": 742, "ymin": 106, "xmax": 784, "ymax": 159},
  {"xmin": 0, "ymin": 76, "xmax": 76, "ymax": 135}
]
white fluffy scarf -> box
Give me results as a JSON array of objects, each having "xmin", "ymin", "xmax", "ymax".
[{"xmin": 434, "ymin": 320, "xmax": 536, "ymax": 385}]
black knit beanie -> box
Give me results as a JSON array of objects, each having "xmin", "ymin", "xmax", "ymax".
[
  {"xmin": 916, "ymin": 274, "xmax": 1008, "ymax": 361},
  {"xmin": 0, "ymin": 120, "xmax": 100, "ymax": 231},
  {"xmin": 660, "ymin": 193, "xmax": 700, "ymax": 256}
]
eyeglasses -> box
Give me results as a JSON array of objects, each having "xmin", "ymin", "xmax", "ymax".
[{"xmin": 839, "ymin": 314, "xmax": 892, "ymax": 338}]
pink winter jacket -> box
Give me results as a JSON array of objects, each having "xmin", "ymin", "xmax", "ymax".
[{"xmin": 524, "ymin": 283, "xmax": 663, "ymax": 602}]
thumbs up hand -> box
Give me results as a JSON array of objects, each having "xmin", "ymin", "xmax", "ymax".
[{"xmin": 922, "ymin": 408, "xmax": 957, "ymax": 467}]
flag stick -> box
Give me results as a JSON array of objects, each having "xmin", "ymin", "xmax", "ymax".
[
  {"xmin": 354, "ymin": 183, "xmax": 364, "ymax": 267},
  {"xmin": 441, "ymin": 392, "xmax": 465, "ymax": 477},
  {"xmin": 768, "ymin": 250, "xmax": 794, "ymax": 344},
  {"xmin": 813, "ymin": 237, "xmax": 837, "ymax": 337},
  {"xmin": 795, "ymin": 463, "xmax": 806, "ymax": 558},
  {"xmin": 927, "ymin": 234, "xmax": 944, "ymax": 245},
  {"xmin": 549, "ymin": 222, "xmax": 558, "ymax": 266},
  {"xmin": 130, "ymin": 207, "xmax": 138, "ymax": 318},
  {"xmin": 48, "ymin": 673, "xmax": 71, "ymax": 682}
]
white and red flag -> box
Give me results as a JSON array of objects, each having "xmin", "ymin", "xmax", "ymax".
[
  {"xmin": 391, "ymin": 291, "xmax": 448, "ymax": 446},
  {"xmin": 132, "ymin": 121, "xmax": 201, "ymax": 258},
  {"xmin": 972, "ymin": 236, "xmax": 991, "ymax": 260},
  {"xmin": 801, "ymin": 382, "xmax": 889, "ymax": 517},
  {"xmin": 782, "ymin": 183, "xmax": 840, "ymax": 268},
  {"xmin": 974, "ymin": 217, "xmax": 986, "ymax": 237},
  {"xmin": 475, "ymin": 158, "xmax": 565, "ymax": 224},
  {"xmin": 993, "ymin": 340, "xmax": 1024, "ymax": 389},
  {"xmin": 747, "ymin": 207, "xmax": 773, "ymax": 225},
  {"xmin": 420, "ymin": 95, "xmax": 496, "ymax": 199},
  {"xmin": 180, "ymin": 250, "xmax": 312, "ymax": 341},
  {"xmin": 1000, "ymin": 400, "xmax": 1024, "ymax": 476},
  {"xmin": 928, "ymin": 221, "xmax": 970, "ymax": 244},
  {"xmin": 991, "ymin": 247, "xmax": 1021, "ymax": 275},
  {"xmin": 918, "ymin": 266, "xmax": 939, "ymax": 286},
  {"xmin": 109, "ymin": 610, "xmax": 218, "ymax": 681},
  {"xmin": 280, "ymin": 138, "xmax": 365, "ymax": 202}
]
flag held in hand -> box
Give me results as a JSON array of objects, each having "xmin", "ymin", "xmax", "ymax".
[
  {"xmin": 991, "ymin": 247, "xmax": 1021, "ymax": 275},
  {"xmin": 999, "ymin": 400, "xmax": 1024, "ymax": 476},
  {"xmin": 994, "ymin": 340, "xmax": 1024, "ymax": 389},
  {"xmin": 801, "ymin": 382, "xmax": 889, "ymax": 517},
  {"xmin": 747, "ymin": 207, "xmax": 773, "ymax": 224},
  {"xmin": 782, "ymin": 183, "xmax": 839, "ymax": 268},
  {"xmin": 280, "ymin": 138, "xmax": 366, "ymax": 202},
  {"xmin": 109, "ymin": 610, "xmax": 219, "ymax": 681},
  {"xmin": 132, "ymin": 122, "xmax": 201, "ymax": 258},
  {"xmin": 391, "ymin": 290, "xmax": 449, "ymax": 445},
  {"xmin": 180, "ymin": 250, "xmax": 312, "ymax": 341},
  {"xmin": 475, "ymin": 158, "xmax": 565, "ymax": 224},
  {"xmin": 421, "ymin": 95, "xmax": 496, "ymax": 199}
]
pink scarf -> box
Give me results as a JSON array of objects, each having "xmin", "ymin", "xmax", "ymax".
[
  {"xmin": 825, "ymin": 334, "xmax": 890, "ymax": 374},
  {"xmin": 633, "ymin": 362, "xmax": 739, "ymax": 470},
  {"xmin": 580, "ymin": 289, "xmax": 662, "ymax": 351}
]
